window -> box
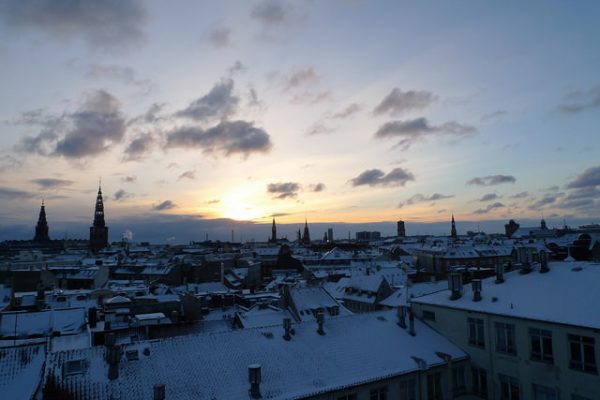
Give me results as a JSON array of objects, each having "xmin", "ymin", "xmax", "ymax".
[
  {"xmin": 399, "ymin": 379, "xmax": 416, "ymax": 400},
  {"xmin": 369, "ymin": 387, "xmax": 387, "ymax": 400},
  {"xmin": 568, "ymin": 334, "xmax": 597, "ymax": 373},
  {"xmin": 533, "ymin": 384, "xmax": 557, "ymax": 400},
  {"xmin": 426, "ymin": 372, "xmax": 442, "ymax": 400},
  {"xmin": 499, "ymin": 374, "xmax": 520, "ymax": 400},
  {"xmin": 337, "ymin": 395, "xmax": 357, "ymax": 400},
  {"xmin": 530, "ymin": 328, "xmax": 553, "ymax": 363},
  {"xmin": 468, "ymin": 318, "xmax": 485, "ymax": 348},
  {"xmin": 495, "ymin": 322, "xmax": 517, "ymax": 355},
  {"xmin": 472, "ymin": 367, "xmax": 487, "ymax": 399},
  {"xmin": 423, "ymin": 310, "xmax": 436, "ymax": 321},
  {"xmin": 63, "ymin": 359, "xmax": 85, "ymax": 376},
  {"xmin": 453, "ymin": 365, "xmax": 466, "ymax": 396}
]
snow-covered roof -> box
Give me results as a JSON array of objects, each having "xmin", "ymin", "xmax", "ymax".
[
  {"xmin": 236, "ymin": 305, "xmax": 294, "ymax": 329},
  {"xmin": 412, "ymin": 261, "xmax": 600, "ymax": 329},
  {"xmin": 0, "ymin": 345, "xmax": 46, "ymax": 400},
  {"xmin": 43, "ymin": 311, "xmax": 467, "ymax": 400},
  {"xmin": 0, "ymin": 308, "xmax": 86, "ymax": 338}
]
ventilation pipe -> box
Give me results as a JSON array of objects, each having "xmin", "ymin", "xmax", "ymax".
[
  {"xmin": 519, "ymin": 247, "xmax": 532, "ymax": 274},
  {"xmin": 248, "ymin": 364, "xmax": 262, "ymax": 399},
  {"xmin": 316, "ymin": 311, "xmax": 325, "ymax": 335},
  {"xmin": 472, "ymin": 279, "xmax": 482, "ymax": 302},
  {"xmin": 107, "ymin": 344, "xmax": 120, "ymax": 380},
  {"xmin": 153, "ymin": 384, "xmax": 166, "ymax": 400},
  {"xmin": 397, "ymin": 305, "xmax": 407, "ymax": 329},
  {"xmin": 495, "ymin": 262, "xmax": 505, "ymax": 284},
  {"xmin": 283, "ymin": 317, "xmax": 292, "ymax": 341},
  {"xmin": 448, "ymin": 273, "xmax": 463, "ymax": 300},
  {"xmin": 540, "ymin": 250, "xmax": 550, "ymax": 273},
  {"xmin": 408, "ymin": 309, "xmax": 416, "ymax": 336}
]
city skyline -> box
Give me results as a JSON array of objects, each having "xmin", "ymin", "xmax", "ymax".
[{"xmin": 1, "ymin": 1, "xmax": 599, "ymax": 242}]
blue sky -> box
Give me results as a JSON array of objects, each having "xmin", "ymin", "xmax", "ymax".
[{"xmin": 0, "ymin": 1, "xmax": 598, "ymax": 242}]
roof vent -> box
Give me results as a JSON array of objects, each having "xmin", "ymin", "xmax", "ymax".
[
  {"xmin": 471, "ymin": 279, "xmax": 482, "ymax": 302},
  {"xmin": 282, "ymin": 317, "xmax": 292, "ymax": 341},
  {"xmin": 495, "ymin": 263, "xmax": 505, "ymax": 284},
  {"xmin": 248, "ymin": 364, "xmax": 262, "ymax": 399},
  {"xmin": 153, "ymin": 384, "xmax": 165, "ymax": 400},
  {"xmin": 448, "ymin": 273, "xmax": 463, "ymax": 300},
  {"xmin": 316, "ymin": 311, "xmax": 325, "ymax": 335}
]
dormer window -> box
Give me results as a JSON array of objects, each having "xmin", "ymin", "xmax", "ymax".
[{"xmin": 64, "ymin": 359, "xmax": 86, "ymax": 376}]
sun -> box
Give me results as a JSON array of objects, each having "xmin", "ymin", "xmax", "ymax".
[{"xmin": 220, "ymin": 186, "xmax": 267, "ymax": 221}]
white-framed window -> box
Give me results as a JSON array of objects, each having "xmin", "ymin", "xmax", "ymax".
[
  {"xmin": 530, "ymin": 328, "xmax": 553, "ymax": 363},
  {"xmin": 63, "ymin": 359, "xmax": 86, "ymax": 376},
  {"xmin": 453, "ymin": 365, "xmax": 466, "ymax": 396},
  {"xmin": 568, "ymin": 334, "xmax": 597, "ymax": 373},
  {"xmin": 468, "ymin": 317, "xmax": 485, "ymax": 348},
  {"xmin": 472, "ymin": 366, "xmax": 487, "ymax": 399},
  {"xmin": 495, "ymin": 322, "xmax": 517, "ymax": 355}
]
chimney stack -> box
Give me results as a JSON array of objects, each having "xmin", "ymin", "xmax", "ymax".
[
  {"xmin": 408, "ymin": 309, "xmax": 416, "ymax": 336},
  {"xmin": 153, "ymin": 384, "xmax": 166, "ymax": 400},
  {"xmin": 316, "ymin": 311, "xmax": 325, "ymax": 335},
  {"xmin": 283, "ymin": 317, "xmax": 292, "ymax": 341},
  {"xmin": 248, "ymin": 364, "xmax": 262, "ymax": 399},
  {"xmin": 88, "ymin": 308, "xmax": 97, "ymax": 328},
  {"xmin": 540, "ymin": 250, "xmax": 549, "ymax": 273},
  {"xmin": 518, "ymin": 247, "xmax": 532, "ymax": 274},
  {"xmin": 107, "ymin": 343, "xmax": 120, "ymax": 380},
  {"xmin": 495, "ymin": 262, "xmax": 505, "ymax": 284},
  {"xmin": 472, "ymin": 279, "xmax": 482, "ymax": 302},
  {"xmin": 448, "ymin": 273, "xmax": 463, "ymax": 300},
  {"xmin": 397, "ymin": 306, "xmax": 407, "ymax": 329}
]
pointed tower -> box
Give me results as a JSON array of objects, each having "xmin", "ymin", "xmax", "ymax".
[
  {"xmin": 302, "ymin": 219, "xmax": 311, "ymax": 245},
  {"xmin": 270, "ymin": 218, "xmax": 277, "ymax": 243},
  {"xmin": 33, "ymin": 201, "xmax": 50, "ymax": 242},
  {"xmin": 451, "ymin": 214, "xmax": 458, "ymax": 239},
  {"xmin": 89, "ymin": 182, "xmax": 109, "ymax": 252}
]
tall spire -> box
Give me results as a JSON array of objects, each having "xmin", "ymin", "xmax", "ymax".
[
  {"xmin": 270, "ymin": 218, "xmax": 277, "ymax": 243},
  {"xmin": 93, "ymin": 183, "xmax": 106, "ymax": 228},
  {"xmin": 451, "ymin": 213, "xmax": 457, "ymax": 239},
  {"xmin": 33, "ymin": 201, "xmax": 50, "ymax": 241},
  {"xmin": 302, "ymin": 218, "xmax": 311, "ymax": 245},
  {"xmin": 90, "ymin": 181, "xmax": 109, "ymax": 252}
]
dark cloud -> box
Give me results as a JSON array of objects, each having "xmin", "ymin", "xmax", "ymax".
[
  {"xmin": 251, "ymin": 0, "xmax": 289, "ymax": 28},
  {"xmin": 528, "ymin": 195, "xmax": 557, "ymax": 211},
  {"xmin": 30, "ymin": 178, "xmax": 74, "ymax": 189},
  {"xmin": 175, "ymin": 79, "xmax": 239, "ymax": 122},
  {"xmin": 247, "ymin": 86, "xmax": 267, "ymax": 111},
  {"xmin": 350, "ymin": 167, "xmax": 415, "ymax": 188},
  {"xmin": 481, "ymin": 109, "xmax": 508, "ymax": 122},
  {"xmin": 229, "ymin": 61, "xmax": 247, "ymax": 75},
  {"xmin": 165, "ymin": 120, "xmax": 272, "ymax": 158},
  {"xmin": 399, "ymin": 193, "xmax": 453, "ymax": 207},
  {"xmin": 310, "ymin": 183, "xmax": 326, "ymax": 192},
  {"xmin": 267, "ymin": 182, "xmax": 301, "ymax": 199},
  {"xmin": 152, "ymin": 200, "xmax": 176, "ymax": 211},
  {"xmin": 113, "ymin": 189, "xmax": 132, "ymax": 202},
  {"xmin": 473, "ymin": 202, "xmax": 505, "ymax": 214},
  {"xmin": 373, "ymin": 88, "xmax": 437, "ymax": 116},
  {"xmin": 332, "ymin": 103, "xmax": 362, "ymax": 119},
  {"xmin": 0, "ymin": 0, "xmax": 146, "ymax": 51},
  {"xmin": 374, "ymin": 117, "xmax": 476, "ymax": 150},
  {"xmin": 205, "ymin": 199, "xmax": 220, "ymax": 205},
  {"xmin": 16, "ymin": 130, "xmax": 58, "ymax": 156},
  {"xmin": 478, "ymin": 193, "xmax": 500, "ymax": 202},
  {"xmin": 86, "ymin": 64, "xmax": 152, "ymax": 93},
  {"xmin": 0, "ymin": 187, "xmax": 33, "ymax": 200},
  {"xmin": 558, "ymin": 86, "xmax": 600, "ymax": 114},
  {"xmin": 0, "ymin": 154, "xmax": 23, "ymax": 172},
  {"xmin": 509, "ymin": 191, "xmax": 529, "ymax": 199},
  {"xmin": 271, "ymin": 213, "xmax": 290, "ymax": 217},
  {"xmin": 566, "ymin": 165, "xmax": 600, "ymax": 189},
  {"xmin": 207, "ymin": 28, "xmax": 232, "ymax": 49},
  {"xmin": 284, "ymin": 67, "xmax": 319, "ymax": 91},
  {"xmin": 121, "ymin": 175, "xmax": 137, "ymax": 183},
  {"xmin": 178, "ymin": 170, "xmax": 196, "ymax": 180},
  {"xmin": 123, "ymin": 133, "xmax": 155, "ymax": 161},
  {"xmin": 467, "ymin": 175, "xmax": 516, "ymax": 186}
]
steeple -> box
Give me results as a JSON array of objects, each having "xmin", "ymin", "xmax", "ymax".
[
  {"xmin": 270, "ymin": 218, "xmax": 277, "ymax": 243},
  {"xmin": 89, "ymin": 181, "xmax": 109, "ymax": 252},
  {"xmin": 302, "ymin": 219, "xmax": 311, "ymax": 245},
  {"xmin": 33, "ymin": 200, "xmax": 50, "ymax": 242},
  {"xmin": 451, "ymin": 213, "xmax": 458, "ymax": 239}
]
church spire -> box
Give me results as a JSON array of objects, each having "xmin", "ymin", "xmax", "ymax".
[
  {"xmin": 270, "ymin": 218, "xmax": 277, "ymax": 243},
  {"xmin": 33, "ymin": 200, "xmax": 50, "ymax": 241},
  {"xmin": 451, "ymin": 213, "xmax": 457, "ymax": 239},
  {"xmin": 302, "ymin": 218, "xmax": 311, "ymax": 245},
  {"xmin": 90, "ymin": 181, "xmax": 109, "ymax": 252}
]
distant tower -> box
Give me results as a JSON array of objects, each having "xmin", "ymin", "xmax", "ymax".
[
  {"xmin": 397, "ymin": 220, "xmax": 406, "ymax": 237},
  {"xmin": 269, "ymin": 218, "xmax": 277, "ymax": 243},
  {"xmin": 327, "ymin": 228, "xmax": 333, "ymax": 243},
  {"xmin": 504, "ymin": 219, "xmax": 520, "ymax": 238},
  {"xmin": 541, "ymin": 218, "xmax": 547, "ymax": 230},
  {"xmin": 302, "ymin": 219, "xmax": 311, "ymax": 245},
  {"xmin": 33, "ymin": 201, "xmax": 50, "ymax": 242},
  {"xmin": 451, "ymin": 214, "xmax": 458, "ymax": 239},
  {"xmin": 89, "ymin": 183, "xmax": 109, "ymax": 252}
]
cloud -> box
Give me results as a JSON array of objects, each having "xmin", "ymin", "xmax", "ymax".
[
  {"xmin": 229, "ymin": 61, "xmax": 247, "ymax": 75},
  {"xmin": 205, "ymin": 199, "xmax": 220, "ymax": 205},
  {"xmin": 291, "ymin": 91, "xmax": 333, "ymax": 105},
  {"xmin": 350, "ymin": 167, "xmax": 415, "ymax": 188},
  {"xmin": 467, "ymin": 175, "xmax": 516, "ymax": 186},
  {"xmin": 165, "ymin": 120, "xmax": 272, "ymax": 158},
  {"xmin": 251, "ymin": 0, "xmax": 290, "ymax": 28},
  {"xmin": 86, "ymin": 64, "xmax": 152, "ymax": 93},
  {"xmin": 152, "ymin": 200, "xmax": 176, "ymax": 211},
  {"xmin": 399, "ymin": 193, "xmax": 453, "ymax": 207},
  {"xmin": 30, "ymin": 178, "xmax": 74, "ymax": 189},
  {"xmin": 178, "ymin": 170, "xmax": 196, "ymax": 180},
  {"xmin": 121, "ymin": 175, "xmax": 137, "ymax": 183},
  {"xmin": 0, "ymin": 0, "xmax": 146, "ymax": 51},
  {"xmin": 175, "ymin": 79, "xmax": 239, "ymax": 122},
  {"xmin": 267, "ymin": 182, "xmax": 301, "ymax": 199},
  {"xmin": 113, "ymin": 189, "xmax": 132, "ymax": 202},
  {"xmin": 0, "ymin": 187, "xmax": 33, "ymax": 200},
  {"xmin": 309, "ymin": 183, "xmax": 326, "ymax": 192},
  {"xmin": 481, "ymin": 109, "xmax": 508, "ymax": 122},
  {"xmin": 558, "ymin": 86, "xmax": 600, "ymax": 114},
  {"xmin": 528, "ymin": 195, "xmax": 557, "ymax": 211},
  {"xmin": 271, "ymin": 213, "xmax": 290, "ymax": 217},
  {"xmin": 123, "ymin": 133, "xmax": 155, "ymax": 161},
  {"xmin": 207, "ymin": 27, "xmax": 232, "ymax": 49},
  {"xmin": 332, "ymin": 103, "xmax": 362, "ymax": 119},
  {"xmin": 566, "ymin": 165, "xmax": 600, "ymax": 189},
  {"xmin": 478, "ymin": 193, "xmax": 500, "ymax": 202},
  {"xmin": 0, "ymin": 154, "xmax": 23, "ymax": 172},
  {"xmin": 509, "ymin": 191, "xmax": 529, "ymax": 199},
  {"xmin": 373, "ymin": 88, "xmax": 437, "ymax": 116},
  {"xmin": 374, "ymin": 117, "xmax": 476, "ymax": 150},
  {"xmin": 306, "ymin": 122, "xmax": 335, "ymax": 136},
  {"xmin": 473, "ymin": 202, "xmax": 505, "ymax": 214},
  {"xmin": 284, "ymin": 67, "xmax": 319, "ymax": 91}
]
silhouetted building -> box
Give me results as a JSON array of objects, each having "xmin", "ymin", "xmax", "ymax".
[
  {"xmin": 505, "ymin": 219, "xmax": 520, "ymax": 238},
  {"xmin": 356, "ymin": 231, "xmax": 381, "ymax": 241},
  {"xmin": 33, "ymin": 201, "xmax": 50, "ymax": 242},
  {"xmin": 269, "ymin": 218, "xmax": 277, "ymax": 243},
  {"xmin": 397, "ymin": 220, "xmax": 406, "ymax": 237},
  {"xmin": 327, "ymin": 228, "xmax": 333, "ymax": 243},
  {"xmin": 451, "ymin": 214, "xmax": 458, "ymax": 238},
  {"xmin": 89, "ymin": 183, "xmax": 109, "ymax": 252},
  {"xmin": 302, "ymin": 220, "xmax": 311, "ymax": 245}
]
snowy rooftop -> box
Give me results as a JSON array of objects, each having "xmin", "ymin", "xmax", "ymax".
[
  {"xmin": 412, "ymin": 261, "xmax": 600, "ymax": 329},
  {"xmin": 0, "ymin": 345, "xmax": 45, "ymax": 400},
  {"xmin": 43, "ymin": 310, "xmax": 467, "ymax": 400}
]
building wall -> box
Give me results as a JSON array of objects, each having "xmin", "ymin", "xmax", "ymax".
[{"xmin": 411, "ymin": 301, "xmax": 599, "ymax": 400}]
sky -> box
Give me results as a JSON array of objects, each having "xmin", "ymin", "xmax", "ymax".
[{"xmin": 0, "ymin": 1, "xmax": 599, "ymax": 243}]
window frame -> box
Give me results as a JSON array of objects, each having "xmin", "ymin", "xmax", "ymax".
[
  {"xmin": 529, "ymin": 328, "xmax": 554, "ymax": 363},
  {"xmin": 468, "ymin": 317, "xmax": 485, "ymax": 348},
  {"xmin": 568, "ymin": 334, "xmax": 597, "ymax": 374},
  {"xmin": 499, "ymin": 374, "xmax": 520, "ymax": 400},
  {"xmin": 495, "ymin": 322, "xmax": 517, "ymax": 355}
]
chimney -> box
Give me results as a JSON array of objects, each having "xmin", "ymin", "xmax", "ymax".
[
  {"xmin": 283, "ymin": 317, "xmax": 292, "ymax": 341},
  {"xmin": 472, "ymin": 279, "xmax": 482, "ymax": 302},
  {"xmin": 107, "ymin": 344, "xmax": 120, "ymax": 380},
  {"xmin": 153, "ymin": 384, "xmax": 166, "ymax": 400},
  {"xmin": 248, "ymin": 364, "xmax": 262, "ymax": 399},
  {"xmin": 105, "ymin": 332, "xmax": 116, "ymax": 347},
  {"xmin": 518, "ymin": 247, "xmax": 532, "ymax": 274},
  {"xmin": 397, "ymin": 306, "xmax": 407, "ymax": 329},
  {"xmin": 448, "ymin": 273, "xmax": 463, "ymax": 300},
  {"xmin": 495, "ymin": 262, "xmax": 505, "ymax": 284},
  {"xmin": 316, "ymin": 311, "xmax": 325, "ymax": 335},
  {"xmin": 408, "ymin": 309, "xmax": 415, "ymax": 336},
  {"xmin": 88, "ymin": 308, "xmax": 97, "ymax": 328},
  {"xmin": 540, "ymin": 250, "xmax": 549, "ymax": 273}
]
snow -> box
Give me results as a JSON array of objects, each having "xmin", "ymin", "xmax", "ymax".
[
  {"xmin": 0, "ymin": 344, "xmax": 46, "ymax": 400},
  {"xmin": 0, "ymin": 308, "xmax": 86, "ymax": 338}
]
